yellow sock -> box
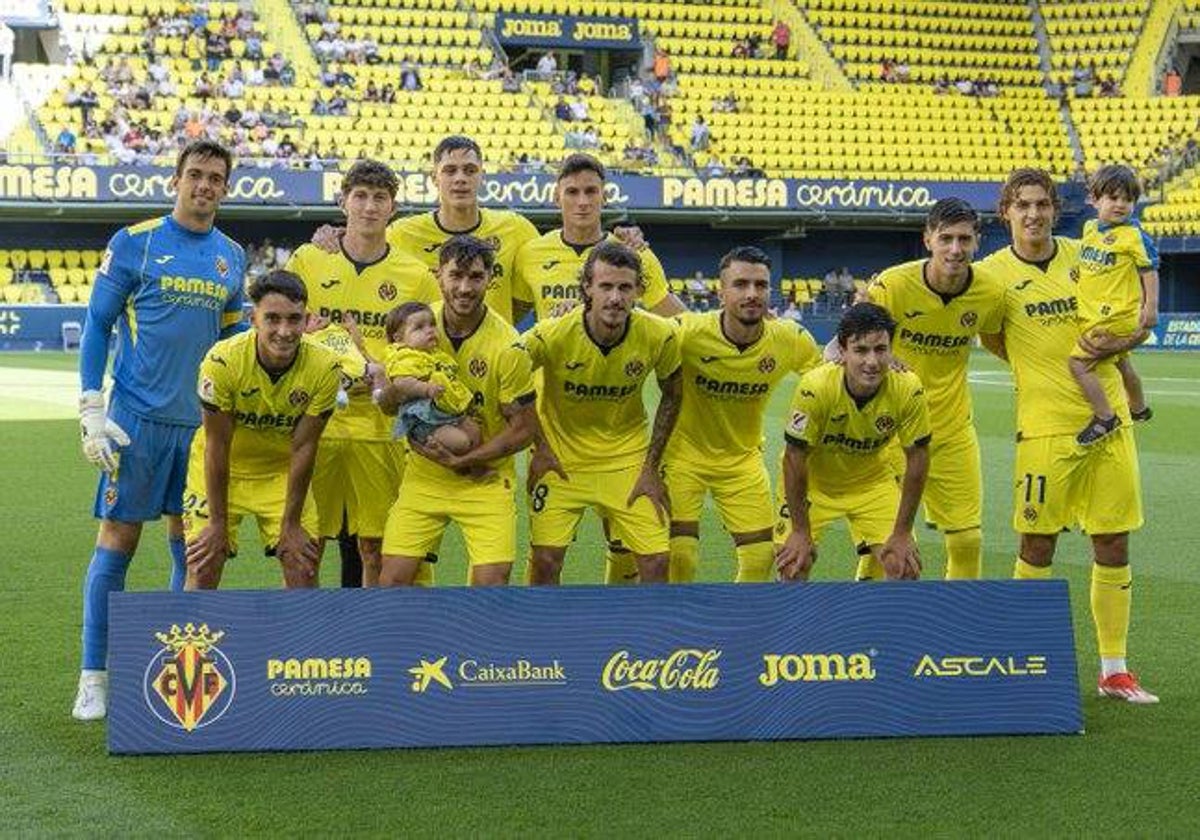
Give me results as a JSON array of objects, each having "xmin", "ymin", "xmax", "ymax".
[
  {"xmin": 1013, "ymin": 557, "xmax": 1052, "ymax": 580},
  {"xmin": 1091, "ymin": 564, "xmax": 1131, "ymax": 659},
  {"xmin": 855, "ymin": 552, "xmax": 886, "ymax": 581},
  {"xmin": 604, "ymin": 547, "xmax": 639, "ymax": 585},
  {"xmin": 669, "ymin": 535, "xmax": 699, "ymax": 583},
  {"xmin": 734, "ymin": 541, "xmax": 774, "ymax": 583},
  {"xmin": 944, "ymin": 528, "xmax": 982, "ymax": 580}
]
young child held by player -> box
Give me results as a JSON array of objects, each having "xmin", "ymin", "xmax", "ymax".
[
  {"xmin": 1069, "ymin": 164, "xmax": 1158, "ymax": 445},
  {"xmin": 376, "ymin": 301, "xmax": 480, "ymax": 454}
]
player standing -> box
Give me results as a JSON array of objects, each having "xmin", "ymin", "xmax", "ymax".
[
  {"xmin": 183, "ymin": 271, "xmax": 340, "ymax": 589},
  {"xmin": 524, "ymin": 241, "xmax": 683, "ymax": 584},
  {"xmin": 667, "ymin": 246, "xmax": 821, "ymax": 583},
  {"xmin": 775, "ymin": 304, "xmax": 930, "ymax": 582},
  {"xmin": 73, "ymin": 140, "xmax": 246, "ymax": 720},
  {"xmin": 978, "ymin": 168, "xmax": 1157, "ymax": 702},
  {"xmin": 286, "ymin": 160, "xmax": 440, "ymax": 586},
  {"xmin": 866, "ymin": 198, "xmax": 1004, "ymax": 579},
  {"xmin": 376, "ymin": 236, "xmax": 538, "ymax": 586}
]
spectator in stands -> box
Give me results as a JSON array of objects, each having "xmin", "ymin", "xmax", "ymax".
[
  {"xmin": 328, "ymin": 92, "xmax": 349, "ymax": 116},
  {"xmin": 581, "ymin": 126, "xmax": 600, "ymax": 149},
  {"xmin": 536, "ymin": 52, "xmax": 557, "ymax": 76},
  {"xmin": 881, "ymin": 58, "xmax": 895, "ymax": 83},
  {"xmin": 980, "ymin": 78, "xmax": 999, "ymax": 97},
  {"xmin": 264, "ymin": 53, "xmax": 284, "ymax": 84},
  {"xmin": 501, "ymin": 68, "xmax": 522, "ymax": 94},
  {"xmin": 747, "ymin": 33, "xmax": 763, "ymax": 59},
  {"xmin": 569, "ymin": 96, "xmax": 589, "ymax": 122},
  {"xmin": 641, "ymin": 99, "xmax": 659, "ymax": 140},
  {"xmin": 193, "ymin": 73, "xmax": 214, "ymax": 99},
  {"xmin": 380, "ymin": 83, "xmax": 396, "ymax": 104},
  {"xmin": 954, "ymin": 77, "xmax": 974, "ymax": 96},
  {"xmin": 781, "ymin": 297, "xmax": 802, "ymax": 322},
  {"xmin": 205, "ymin": 30, "xmax": 227, "ymax": 71},
  {"xmin": 56, "ymin": 127, "xmax": 77, "ymax": 155},
  {"xmin": 245, "ymin": 32, "xmax": 263, "ymax": 60},
  {"xmin": 933, "ymin": 75, "xmax": 950, "ymax": 95},
  {"xmin": 894, "ymin": 60, "xmax": 910, "ymax": 83},
  {"xmin": 771, "ymin": 20, "xmax": 790, "ymax": 60},
  {"xmin": 712, "ymin": 91, "xmax": 739, "ymax": 113},
  {"xmin": 703, "ymin": 155, "xmax": 725, "ymax": 177},
  {"xmin": 364, "ymin": 80, "xmax": 380, "ymax": 102},
  {"xmin": 222, "ymin": 70, "xmax": 245, "ymax": 99},
  {"xmin": 1164, "ymin": 66, "xmax": 1182, "ymax": 96},
  {"xmin": 690, "ymin": 116, "xmax": 710, "ymax": 152},
  {"xmin": 554, "ymin": 97, "xmax": 572, "ymax": 121},
  {"xmin": 279, "ymin": 61, "xmax": 296, "ymax": 86},
  {"xmin": 732, "ymin": 38, "xmax": 750, "ymax": 59},
  {"xmin": 824, "ymin": 266, "xmax": 854, "ymax": 305},
  {"xmin": 1099, "ymin": 75, "xmax": 1120, "ymax": 97},
  {"xmin": 653, "ymin": 47, "xmax": 671, "ymax": 82},
  {"xmin": 400, "ymin": 61, "xmax": 422, "ymax": 91}
]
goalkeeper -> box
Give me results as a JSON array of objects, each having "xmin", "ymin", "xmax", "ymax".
[{"xmin": 72, "ymin": 140, "xmax": 247, "ymax": 721}]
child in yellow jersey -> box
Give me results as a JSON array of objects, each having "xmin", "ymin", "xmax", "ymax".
[
  {"xmin": 304, "ymin": 317, "xmax": 376, "ymax": 411},
  {"xmin": 1070, "ymin": 164, "xmax": 1158, "ymax": 445},
  {"xmin": 378, "ymin": 301, "xmax": 480, "ymax": 454}
]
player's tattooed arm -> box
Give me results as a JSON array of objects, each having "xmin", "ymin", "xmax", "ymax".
[
  {"xmin": 186, "ymin": 407, "xmax": 235, "ymax": 578},
  {"xmin": 415, "ymin": 395, "xmax": 538, "ymax": 474},
  {"xmin": 645, "ymin": 369, "xmax": 682, "ymax": 471},
  {"xmin": 526, "ymin": 415, "xmax": 568, "ymax": 494},
  {"xmin": 775, "ymin": 441, "xmax": 816, "ymax": 581}
]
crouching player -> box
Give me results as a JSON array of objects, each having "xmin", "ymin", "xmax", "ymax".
[
  {"xmin": 183, "ymin": 271, "xmax": 342, "ymax": 589},
  {"xmin": 774, "ymin": 303, "xmax": 931, "ymax": 582}
]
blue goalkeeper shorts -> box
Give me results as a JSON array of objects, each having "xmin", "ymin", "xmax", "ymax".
[{"xmin": 93, "ymin": 400, "xmax": 195, "ymax": 522}]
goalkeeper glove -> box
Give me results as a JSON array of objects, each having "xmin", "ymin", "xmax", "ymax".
[{"xmin": 79, "ymin": 390, "xmax": 131, "ymax": 474}]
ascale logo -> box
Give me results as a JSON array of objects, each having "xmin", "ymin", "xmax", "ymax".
[
  {"xmin": 143, "ymin": 623, "xmax": 235, "ymax": 732},
  {"xmin": 913, "ymin": 654, "xmax": 1047, "ymax": 678},
  {"xmin": 758, "ymin": 652, "xmax": 877, "ymax": 687},
  {"xmin": 266, "ymin": 656, "xmax": 372, "ymax": 697},
  {"xmin": 600, "ymin": 648, "xmax": 721, "ymax": 691},
  {"xmin": 408, "ymin": 656, "xmax": 567, "ymax": 692}
]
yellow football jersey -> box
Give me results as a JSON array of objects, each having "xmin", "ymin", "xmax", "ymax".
[
  {"xmin": 285, "ymin": 243, "xmax": 439, "ymax": 441},
  {"xmin": 979, "ymin": 237, "xmax": 1129, "ymax": 439},
  {"xmin": 1077, "ymin": 218, "xmax": 1157, "ymax": 331},
  {"xmin": 783, "ymin": 362, "xmax": 931, "ymax": 496},
  {"xmin": 387, "ymin": 208, "xmax": 539, "ymax": 324},
  {"xmin": 511, "ymin": 230, "xmax": 670, "ymax": 321},
  {"xmin": 401, "ymin": 301, "xmax": 535, "ymax": 483},
  {"xmin": 670, "ymin": 311, "xmax": 821, "ymax": 461},
  {"xmin": 524, "ymin": 308, "xmax": 681, "ymax": 472},
  {"xmin": 192, "ymin": 330, "xmax": 341, "ymax": 480},
  {"xmin": 383, "ymin": 345, "xmax": 475, "ymax": 416},
  {"xmin": 867, "ymin": 259, "xmax": 1004, "ymax": 438}
]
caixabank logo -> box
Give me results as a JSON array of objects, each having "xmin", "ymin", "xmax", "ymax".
[
  {"xmin": 408, "ymin": 655, "xmax": 568, "ymax": 693},
  {"xmin": 142, "ymin": 623, "xmax": 236, "ymax": 732}
]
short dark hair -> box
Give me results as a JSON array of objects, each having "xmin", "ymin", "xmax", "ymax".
[
  {"xmin": 925, "ymin": 197, "xmax": 980, "ymax": 233},
  {"xmin": 433, "ymin": 135, "xmax": 482, "ymax": 165},
  {"xmin": 385, "ymin": 301, "xmax": 433, "ymax": 344},
  {"xmin": 175, "ymin": 139, "xmax": 233, "ymax": 182},
  {"xmin": 998, "ymin": 167, "xmax": 1060, "ymax": 220},
  {"xmin": 438, "ymin": 234, "xmax": 496, "ymax": 274},
  {"xmin": 719, "ymin": 245, "xmax": 771, "ymax": 273},
  {"xmin": 837, "ymin": 302, "xmax": 896, "ymax": 347},
  {"xmin": 250, "ymin": 270, "xmax": 307, "ymax": 305},
  {"xmin": 342, "ymin": 159, "xmax": 399, "ymax": 198},
  {"xmin": 558, "ymin": 153, "xmax": 606, "ymax": 182},
  {"xmin": 1089, "ymin": 163, "xmax": 1142, "ymax": 202},
  {"xmin": 580, "ymin": 240, "xmax": 642, "ymax": 301}
]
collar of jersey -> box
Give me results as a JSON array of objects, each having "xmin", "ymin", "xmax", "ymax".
[
  {"xmin": 581, "ymin": 306, "xmax": 631, "ymax": 355},
  {"xmin": 718, "ymin": 309, "xmax": 763, "ymax": 352},
  {"xmin": 558, "ymin": 229, "xmax": 606, "ymax": 256},
  {"xmin": 164, "ymin": 213, "xmax": 214, "ymax": 238},
  {"xmin": 921, "ymin": 260, "xmax": 973, "ymax": 305},
  {"xmin": 433, "ymin": 208, "xmax": 484, "ymax": 235}
]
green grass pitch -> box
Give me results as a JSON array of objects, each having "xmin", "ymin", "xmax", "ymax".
[{"xmin": 2, "ymin": 350, "xmax": 1198, "ymax": 836}]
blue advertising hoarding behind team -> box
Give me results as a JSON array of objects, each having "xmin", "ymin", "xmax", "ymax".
[
  {"xmin": 107, "ymin": 582, "xmax": 1082, "ymax": 754},
  {"xmin": 0, "ymin": 163, "xmax": 1007, "ymax": 213}
]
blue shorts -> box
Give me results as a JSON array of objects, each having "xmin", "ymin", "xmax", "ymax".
[
  {"xmin": 393, "ymin": 398, "xmax": 463, "ymax": 444},
  {"xmin": 93, "ymin": 401, "xmax": 195, "ymax": 522}
]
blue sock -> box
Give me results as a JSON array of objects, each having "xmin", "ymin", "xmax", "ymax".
[
  {"xmin": 81, "ymin": 547, "xmax": 132, "ymax": 671},
  {"xmin": 168, "ymin": 535, "xmax": 186, "ymax": 592}
]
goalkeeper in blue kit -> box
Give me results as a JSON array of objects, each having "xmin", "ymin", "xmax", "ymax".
[{"xmin": 73, "ymin": 140, "xmax": 247, "ymax": 721}]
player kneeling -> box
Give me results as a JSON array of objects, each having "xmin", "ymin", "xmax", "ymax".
[
  {"xmin": 183, "ymin": 271, "xmax": 342, "ymax": 589},
  {"xmin": 774, "ymin": 303, "xmax": 931, "ymax": 582}
]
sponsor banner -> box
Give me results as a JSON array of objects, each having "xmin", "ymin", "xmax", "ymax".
[
  {"xmin": 0, "ymin": 163, "xmax": 1007, "ymax": 212},
  {"xmin": 495, "ymin": 13, "xmax": 639, "ymax": 49},
  {"xmin": 0, "ymin": 304, "xmax": 86, "ymax": 350},
  {"xmin": 108, "ymin": 582, "xmax": 1081, "ymax": 754},
  {"xmin": 1145, "ymin": 313, "xmax": 1200, "ymax": 349}
]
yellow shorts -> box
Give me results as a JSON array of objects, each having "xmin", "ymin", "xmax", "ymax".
[
  {"xmin": 923, "ymin": 425, "xmax": 982, "ymax": 533},
  {"xmin": 311, "ymin": 437, "xmax": 406, "ymax": 538},
  {"xmin": 1071, "ymin": 314, "xmax": 1139, "ymax": 362},
  {"xmin": 773, "ymin": 478, "xmax": 899, "ymax": 550},
  {"xmin": 529, "ymin": 465, "xmax": 670, "ymax": 556},
  {"xmin": 182, "ymin": 474, "xmax": 319, "ymax": 556},
  {"xmin": 382, "ymin": 470, "xmax": 516, "ymax": 567},
  {"xmin": 1013, "ymin": 427, "xmax": 1142, "ymax": 535},
  {"xmin": 664, "ymin": 449, "xmax": 774, "ymax": 534}
]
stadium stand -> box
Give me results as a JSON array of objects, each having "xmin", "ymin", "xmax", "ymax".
[{"xmin": 1041, "ymin": 0, "xmax": 1150, "ymax": 89}]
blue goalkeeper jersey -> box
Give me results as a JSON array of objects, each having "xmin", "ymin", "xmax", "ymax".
[{"xmin": 80, "ymin": 214, "xmax": 246, "ymax": 426}]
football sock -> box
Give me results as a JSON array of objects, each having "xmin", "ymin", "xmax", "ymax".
[
  {"xmin": 669, "ymin": 535, "xmax": 699, "ymax": 583},
  {"xmin": 168, "ymin": 535, "xmax": 186, "ymax": 592},
  {"xmin": 605, "ymin": 547, "xmax": 639, "ymax": 585},
  {"xmin": 1091, "ymin": 563, "xmax": 1131, "ymax": 661},
  {"xmin": 855, "ymin": 553, "xmax": 886, "ymax": 581},
  {"xmin": 338, "ymin": 530, "xmax": 362, "ymax": 588},
  {"xmin": 1013, "ymin": 557, "xmax": 1053, "ymax": 580},
  {"xmin": 943, "ymin": 528, "xmax": 982, "ymax": 580},
  {"xmin": 81, "ymin": 546, "xmax": 132, "ymax": 670},
  {"xmin": 734, "ymin": 540, "xmax": 775, "ymax": 583}
]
